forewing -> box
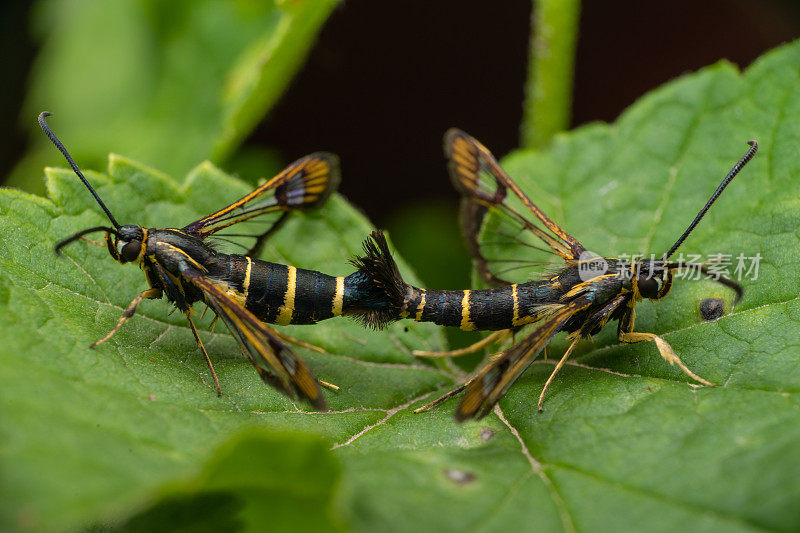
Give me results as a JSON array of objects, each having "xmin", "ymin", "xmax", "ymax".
[
  {"xmin": 455, "ymin": 295, "xmax": 593, "ymax": 421},
  {"xmin": 445, "ymin": 129, "xmax": 585, "ymax": 285},
  {"xmin": 182, "ymin": 152, "xmax": 340, "ymax": 245},
  {"xmin": 180, "ymin": 265, "xmax": 327, "ymax": 410}
]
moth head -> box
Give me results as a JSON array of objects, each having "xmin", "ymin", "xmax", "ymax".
[
  {"xmin": 108, "ymin": 225, "xmax": 147, "ymax": 264},
  {"xmin": 626, "ymin": 260, "xmax": 672, "ymax": 301}
]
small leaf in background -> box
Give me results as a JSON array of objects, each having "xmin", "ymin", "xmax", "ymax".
[
  {"xmin": 8, "ymin": 0, "xmax": 337, "ymax": 194},
  {"xmin": 118, "ymin": 430, "xmax": 343, "ymax": 532}
]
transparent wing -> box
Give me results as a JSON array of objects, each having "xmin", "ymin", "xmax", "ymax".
[
  {"xmin": 445, "ymin": 129, "xmax": 585, "ymax": 285},
  {"xmin": 183, "ymin": 153, "xmax": 340, "ymax": 255}
]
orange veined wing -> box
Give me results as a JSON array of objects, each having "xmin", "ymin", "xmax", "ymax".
[
  {"xmin": 180, "ymin": 264, "xmax": 327, "ymax": 410},
  {"xmin": 455, "ymin": 295, "xmax": 593, "ymax": 421},
  {"xmin": 444, "ymin": 129, "xmax": 585, "ymax": 285},
  {"xmin": 182, "ymin": 153, "xmax": 340, "ymax": 251}
]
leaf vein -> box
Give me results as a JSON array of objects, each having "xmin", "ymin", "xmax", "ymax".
[
  {"xmin": 550, "ymin": 461, "xmax": 772, "ymax": 532},
  {"xmin": 330, "ymin": 391, "xmax": 433, "ymax": 449},
  {"xmin": 494, "ymin": 405, "xmax": 575, "ymax": 533}
]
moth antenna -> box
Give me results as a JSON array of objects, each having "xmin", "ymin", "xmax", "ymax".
[
  {"xmin": 38, "ymin": 112, "xmax": 120, "ymax": 229},
  {"xmin": 663, "ymin": 140, "xmax": 758, "ymax": 260},
  {"xmin": 54, "ymin": 225, "xmax": 117, "ymax": 254}
]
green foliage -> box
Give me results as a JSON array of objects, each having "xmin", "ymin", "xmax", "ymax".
[
  {"xmin": 9, "ymin": 0, "xmax": 337, "ymax": 193},
  {"xmin": 2, "ymin": 40, "xmax": 800, "ymax": 533}
]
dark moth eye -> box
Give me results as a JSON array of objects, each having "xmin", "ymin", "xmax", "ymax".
[
  {"xmin": 120, "ymin": 240, "xmax": 142, "ymax": 263},
  {"xmin": 637, "ymin": 276, "xmax": 660, "ymax": 299}
]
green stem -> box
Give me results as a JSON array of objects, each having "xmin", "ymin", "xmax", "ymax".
[{"xmin": 520, "ymin": 0, "xmax": 581, "ymax": 149}]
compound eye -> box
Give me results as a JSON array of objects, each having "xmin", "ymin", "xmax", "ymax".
[
  {"xmin": 119, "ymin": 240, "xmax": 142, "ymax": 263},
  {"xmin": 637, "ymin": 276, "xmax": 660, "ymax": 299}
]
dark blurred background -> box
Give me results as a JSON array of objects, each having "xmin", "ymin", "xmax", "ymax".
[
  {"xmin": 2, "ymin": 0, "xmax": 799, "ymax": 296},
  {"xmin": 255, "ymin": 0, "xmax": 800, "ymax": 223}
]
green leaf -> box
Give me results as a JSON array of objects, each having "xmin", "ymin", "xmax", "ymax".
[
  {"xmin": 4, "ymin": 40, "xmax": 800, "ymax": 533},
  {"xmin": 118, "ymin": 430, "xmax": 343, "ymax": 532},
  {"xmin": 9, "ymin": 0, "xmax": 336, "ymax": 193}
]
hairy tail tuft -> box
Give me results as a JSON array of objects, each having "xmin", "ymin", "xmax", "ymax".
[{"xmin": 348, "ymin": 230, "xmax": 408, "ymax": 328}]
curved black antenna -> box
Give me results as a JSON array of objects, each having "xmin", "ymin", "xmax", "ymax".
[
  {"xmin": 663, "ymin": 140, "xmax": 758, "ymax": 260},
  {"xmin": 665, "ymin": 262, "xmax": 744, "ymax": 304},
  {"xmin": 38, "ymin": 112, "xmax": 120, "ymax": 229},
  {"xmin": 55, "ymin": 226, "xmax": 117, "ymax": 254}
]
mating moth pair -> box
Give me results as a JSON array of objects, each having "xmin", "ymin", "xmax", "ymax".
[{"xmin": 41, "ymin": 113, "xmax": 755, "ymax": 420}]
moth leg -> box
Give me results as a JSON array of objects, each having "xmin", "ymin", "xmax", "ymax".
[
  {"xmin": 318, "ymin": 379, "xmax": 340, "ymax": 391},
  {"xmin": 79, "ymin": 236, "xmax": 105, "ymax": 247},
  {"xmin": 537, "ymin": 335, "xmax": 581, "ymax": 411},
  {"xmin": 413, "ymin": 329, "xmax": 512, "ymax": 358},
  {"xmin": 185, "ymin": 312, "xmax": 222, "ymax": 397},
  {"xmin": 617, "ymin": 304, "xmax": 713, "ymax": 386},
  {"xmin": 413, "ymin": 376, "xmax": 476, "ymax": 414},
  {"xmin": 619, "ymin": 331, "xmax": 714, "ymax": 387},
  {"xmin": 267, "ymin": 325, "xmax": 327, "ymax": 354},
  {"xmin": 91, "ymin": 288, "xmax": 162, "ymax": 348},
  {"xmin": 536, "ymin": 294, "xmax": 629, "ymax": 410},
  {"xmin": 200, "ymin": 307, "xmax": 221, "ymax": 334}
]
